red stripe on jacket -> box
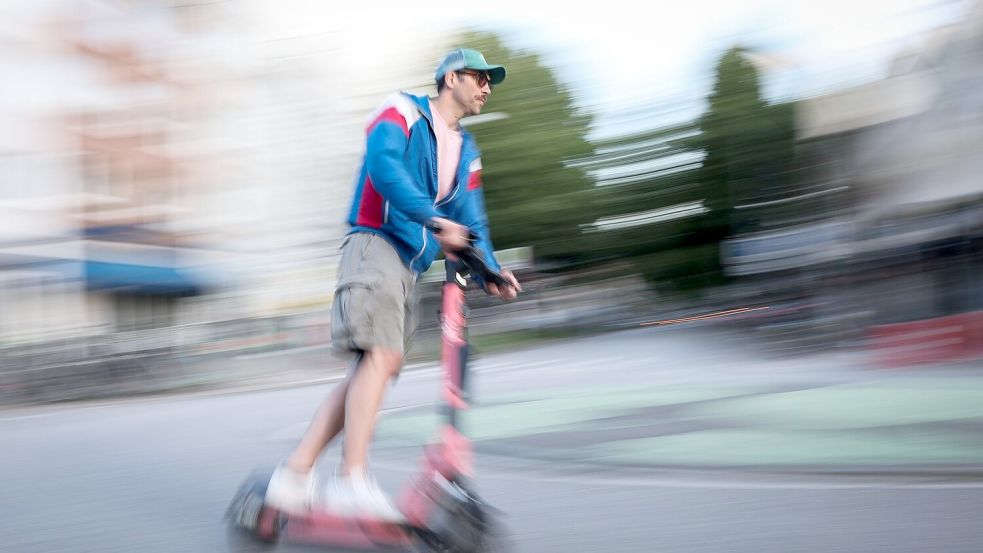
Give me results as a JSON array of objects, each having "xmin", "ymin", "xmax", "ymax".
[
  {"xmin": 367, "ymin": 107, "xmax": 409, "ymax": 137},
  {"xmin": 467, "ymin": 170, "xmax": 482, "ymax": 190},
  {"xmin": 356, "ymin": 176, "xmax": 384, "ymax": 228}
]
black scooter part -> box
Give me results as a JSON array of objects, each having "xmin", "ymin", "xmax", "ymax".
[{"xmin": 225, "ymin": 470, "xmax": 284, "ymax": 547}]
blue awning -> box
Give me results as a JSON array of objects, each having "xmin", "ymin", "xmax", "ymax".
[{"xmin": 84, "ymin": 261, "xmax": 201, "ymax": 296}]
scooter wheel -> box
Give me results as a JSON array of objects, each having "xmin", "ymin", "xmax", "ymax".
[
  {"xmin": 417, "ymin": 488, "xmax": 513, "ymax": 553},
  {"xmin": 418, "ymin": 518, "xmax": 513, "ymax": 553},
  {"xmin": 225, "ymin": 471, "xmax": 284, "ymax": 549}
]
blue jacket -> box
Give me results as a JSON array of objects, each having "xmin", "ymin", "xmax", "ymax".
[{"xmin": 345, "ymin": 92, "xmax": 501, "ymax": 278}]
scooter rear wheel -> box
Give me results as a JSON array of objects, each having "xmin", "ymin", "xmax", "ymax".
[{"xmin": 225, "ymin": 471, "xmax": 284, "ymax": 549}]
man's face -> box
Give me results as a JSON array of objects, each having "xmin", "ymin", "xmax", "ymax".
[{"xmin": 453, "ymin": 70, "xmax": 492, "ymax": 116}]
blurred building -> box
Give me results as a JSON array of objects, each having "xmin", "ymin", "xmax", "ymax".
[
  {"xmin": 0, "ymin": 0, "xmax": 267, "ymax": 390},
  {"xmin": 722, "ymin": 1, "xmax": 983, "ymax": 363},
  {"xmin": 0, "ymin": 1, "xmax": 459, "ymax": 401}
]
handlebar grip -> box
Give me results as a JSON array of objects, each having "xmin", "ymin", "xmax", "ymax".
[
  {"xmin": 454, "ymin": 247, "xmax": 510, "ymax": 288},
  {"xmin": 426, "ymin": 221, "xmax": 509, "ymax": 288}
]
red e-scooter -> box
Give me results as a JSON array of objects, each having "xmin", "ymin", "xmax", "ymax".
[{"xmin": 226, "ymin": 236, "xmax": 511, "ymax": 552}]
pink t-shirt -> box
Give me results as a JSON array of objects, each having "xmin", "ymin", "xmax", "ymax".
[{"xmin": 429, "ymin": 100, "xmax": 462, "ymax": 202}]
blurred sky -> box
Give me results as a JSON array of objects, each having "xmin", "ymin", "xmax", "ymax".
[{"xmin": 251, "ymin": 0, "xmax": 972, "ymax": 137}]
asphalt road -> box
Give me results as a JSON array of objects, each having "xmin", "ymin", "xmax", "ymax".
[{"xmin": 3, "ymin": 327, "xmax": 982, "ymax": 552}]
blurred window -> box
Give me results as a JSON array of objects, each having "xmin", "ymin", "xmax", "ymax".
[{"xmin": 114, "ymin": 294, "xmax": 176, "ymax": 331}]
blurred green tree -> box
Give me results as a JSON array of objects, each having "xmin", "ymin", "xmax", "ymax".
[
  {"xmin": 587, "ymin": 46, "xmax": 796, "ymax": 292},
  {"xmin": 693, "ymin": 47, "xmax": 796, "ymax": 238},
  {"xmin": 452, "ymin": 31, "xmax": 599, "ymax": 263},
  {"xmin": 452, "ymin": 36, "xmax": 795, "ymax": 290}
]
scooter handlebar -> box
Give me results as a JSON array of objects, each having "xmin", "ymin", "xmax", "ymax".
[{"xmin": 426, "ymin": 222, "xmax": 511, "ymax": 288}]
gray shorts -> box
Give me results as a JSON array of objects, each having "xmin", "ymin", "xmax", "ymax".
[{"xmin": 331, "ymin": 233, "xmax": 418, "ymax": 356}]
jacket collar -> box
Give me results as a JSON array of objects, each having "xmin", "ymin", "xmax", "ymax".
[
  {"xmin": 403, "ymin": 92, "xmax": 476, "ymax": 144},
  {"xmin": 404, "ymin": 92, "xmax": 434, "ymax": 126}
]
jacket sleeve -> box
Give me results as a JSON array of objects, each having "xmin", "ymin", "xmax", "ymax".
[
  {"xmin": 364, "ymin": 102, "xmax": 443, "ymax": 225},
  {"xmin": 448, "ymin": 163, "xmax": 502, "ymax": 285}
]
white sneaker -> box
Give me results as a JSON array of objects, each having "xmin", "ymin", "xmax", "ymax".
[
  {"xmin": 327, "ymin": 469, "xmax": 405, "ymax": 522},
  {"xmin": 265, "ymin": 464, "xmax": 315, "ymax": 514}
]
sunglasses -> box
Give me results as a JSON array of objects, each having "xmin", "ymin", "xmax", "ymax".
[{"xmin": 456, "ymin": 70, "xmax": 492, "ymax": 88}]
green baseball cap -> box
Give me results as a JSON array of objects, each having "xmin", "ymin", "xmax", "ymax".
[{"xmin": 435, "ymin": 48, "xmax": 506, "ymax": 86}]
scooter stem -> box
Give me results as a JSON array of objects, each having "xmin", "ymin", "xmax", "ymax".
[{"xmin": 441, "ymin": 255, "xmax": 470, "ymax": 426}]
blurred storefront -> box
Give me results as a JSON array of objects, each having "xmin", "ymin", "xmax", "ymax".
[
  {"xmin": 0, "ymin": 1, "xmax": 258, "ymax": 400},
  {"xmin": 722, "ymin": 3, "xmax": 983, "ymax": 365},
  {"xmin": 0, "ymin": 2, "xmax": 458, "ymax": 402}
]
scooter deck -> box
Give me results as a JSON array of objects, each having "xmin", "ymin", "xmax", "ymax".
[{"xmin": 280, "ymin": 508, "xmax": 416, "ymax": 549}]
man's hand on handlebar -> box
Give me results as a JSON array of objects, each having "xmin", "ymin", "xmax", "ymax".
[
  {"xmin": 429, "ymin": 217, "xmax": 470, "ymax": 252},
  {"xmin": 428, "ymin": 217, "xmax": 522, "ymax": 301},
  {"xmin": 486, "ymin": 267, "xmax": 522, "ymax": 301}
]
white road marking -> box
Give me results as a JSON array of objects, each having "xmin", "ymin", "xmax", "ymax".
[{"xmin": 372, "ymin": 455, "xmax": 983, "ymax": 490}]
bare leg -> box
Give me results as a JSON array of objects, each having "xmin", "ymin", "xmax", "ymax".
[
  {"xmin": 341, "ymin": 348, "xmax": 403, "ymax": 474},
  {"xmin": 285, "ymin": 372, "xmax": 352, "ymax": 473}
]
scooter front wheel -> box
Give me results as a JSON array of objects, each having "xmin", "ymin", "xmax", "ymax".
[{"xmin": 415, "ymin": 484, "xmax": 513, "ymax": 553}]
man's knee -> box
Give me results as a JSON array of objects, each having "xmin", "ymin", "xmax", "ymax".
[{"xmin": 367, "ymin": 349, "xmax": 404, "ymax": 378}]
